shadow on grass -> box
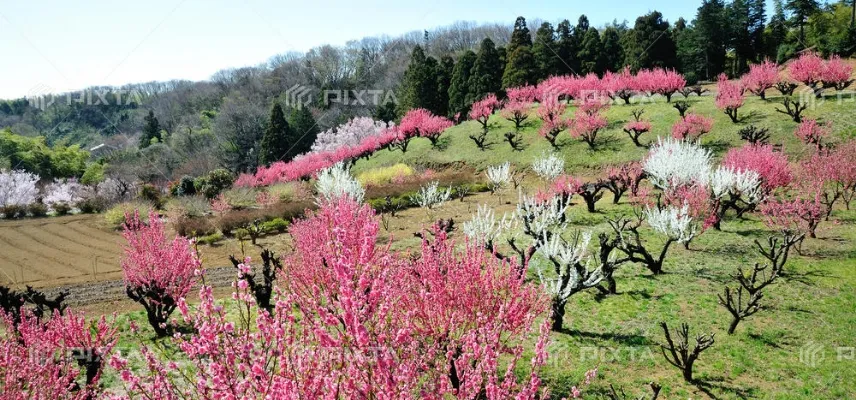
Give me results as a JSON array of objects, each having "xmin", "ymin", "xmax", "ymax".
[
  {"xmin": 738, "ymin": 110, "xmax": 765, "ymax": 124},
  {"xmin": 779, "ymin": 267, "xmax": 833, "ymax": 285},
  {"xmin": 702, "ymin": 139, "xmax": 732, "ymax": 155},
  {"xmin": 695, "ymin": 378, "xmax": 759, "ymax": 400},
  {"xmin": 558, "ymin": 328, "xmax": 652, "ymax": 346},
  {"xmin": 595, "ymin": 134, "xmax": 624, "ymax": 152}
]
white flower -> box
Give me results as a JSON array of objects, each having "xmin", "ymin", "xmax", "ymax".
[
  {"xmin": 532, "ymin": 151, "xmax": 565, "ymax": 181},
  {"xmin": 536, "ymin": 231, "xmax": 603, "ymax": 299},
  {"xmin": 645, "ymin": 204, "xmax": 697, "ymax": 243},
  {"xmin": 462, "ymin": 204, "xmax": 513, "ymax": 244},
  {"xmin": 485, "ymin": 162, "xmax": 512, "ymax": 192},
  {"xmin": 410, "ymin": 181, "xmax": 451, "ymax": 210},
  {"xmin": 643, "ymin": 137, "xmax": 712, "ymax": 190},
  {"xmin": 710, "ymin": 166, "xmax": 763, "ymax": 204},
  {"xmin": 311, "ymin": 117, "xmax": 393, "ymax": 153},
  {"xmin": 0, "ymin": 170, "xmax": 38, "ymax": 207},
  {"xmin": 43, "ymin": 179, "xmax": 83, "ymax": 207},
  {"xmin": 315, "ymin": 162, "xmax": 365, "ymax": 204},
  {"xmin": 515, "ymin": 192, "xmax": 569, "ymax": 239}
]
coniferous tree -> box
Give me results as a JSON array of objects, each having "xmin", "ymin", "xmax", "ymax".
[
  {"xmin": 448, "ymin": 50, "xmax": 477, "ymax": 117},
  {"xmin": 285, "ymin": 107, "xmax": 318, "ymax": 160},
  {"xmin": 578, "ymin": 28, "xmax": 605, "ymax": 74},
  {"xmin": 503, "ymin": 46, "xmax": 538, "ymax": 88},
  {"xmin": 468, "ymin": 38, "xmax": 503, "ymax": 104},
  {"xmin": 373, "ymin": 100, "xmax": 398, "ymax": 123},
  {"xmin": 694, "ymin": 0, "xmax": 728, "ymax": 79},
  {"xmin": 556, "ymin": 19, "xmax": 579, "ymax": 74},
  {"xmin": 503, "ymin": 17, "xmax": 535, "ymax": 88},
  {"xmin": 258, "ymin": 103, "xmax": 290, "ymax": 165},
  {"xmin": 140, "ymin": 110, "xmax": 161, "ymax": 148},
  {"xmin": 574, "ymin": 15, "xmax": 591, "ymax": 47},
  {"xmin": 399, "ymin": 45, "xmax": 440, "ymax": 114},
  {"xmin": 675, "ymin": 20, "xmax": 705, "ymax": 83},
  {"xmin": 601, "ymin": 26, "xmax": 626, "ymax": 72},
  {"xmin": 533, "ymin": 22, "xmax": 561, "ymax": 79},
  {"xmin": 435, "ymin": 56, "xmax": 454, "ymax": 118},
  {"xmin": 786, "ymin": 0, "xmax": 821, "ymax": 45},
  {"xmin": 768, "ymin": 0, "xmax": 789, "ymax": 59}
]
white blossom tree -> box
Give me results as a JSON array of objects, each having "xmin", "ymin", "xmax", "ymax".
[
  {"xmin": 43, "ymin": 179, "xmax": 84, "ymax": 211},
  {"xmin": 0, "ymin": 170, "xmax": 38, "ymax": 209},
  {"xmin": 311, "ymin": 117, "xmax": 393, "ymax": 153},
  {"xmin": 485, "ymin": 162, "xmax": 511, "ymax": 203},
  {"xmin": 315, "ymin": 162, "xmax": 365, "ymax": 204},
  {"xmin": 462, "ymin": 204, "xmax": 513, "ymax": 250},
  {"xmin": 410, "ymin": 181, "xmax": 451, "ymax": 219},
  {"xmin": 643, "ymin": 138, "xmax": 712, "ymax": 190},
  {"xmin": 531, "ymin": 151, "xmax": 565, "ymax": 182}
]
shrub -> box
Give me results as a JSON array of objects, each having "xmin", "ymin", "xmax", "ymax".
[
  {"xmin": 80, "ymin": 162, "xmax": 106, "ymax": 185},
  {"xmin": 27, "ymin": 203, "xmax": 48, "ymax": 217},
  {"xmin": 197, "ymin": 168, "xmax": 235, "ymax": 198},
  {"xmin": 222, "ymin": 187, "xmax": 258, "ymax": 210},
  {"xmin": 1, "ymin": 204, "xmax": 27, "ymax": 219},
  {"xmin": 105, "ymin": 201, "xmax": 153, "ymax": 228},
  {"xmin": 173, "ymin": 216, "xmax": 217, "ymax": 238},
  {"xmin": 196, "ymin": 231, "xmax": 224, "ymax": 245},
  {"xmin": 174, "ymin": 176, "xmax": 197, "ymax": 196},
  {"xmin": 356, "ymin": 163, "xmax": 415, "ymax": 186},
  {"xmin": 261, "ymin": 217, "xmax": 289, "ymax": 234},
  {"xmin": 52, "ymin": 202, "xmax": 72, "ymax": 216},
  {"xmin": 139, "ymin": 184, "xmax": 163, "ymax": 209},
  {"xmin": 76, "ymin": 197, "xmax": 106, "ymax": 214}
]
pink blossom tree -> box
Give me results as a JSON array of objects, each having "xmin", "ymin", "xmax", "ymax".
[
  {"xmin": 121, "ymin": 210, "xmax": 201, "ymax": 337},
  {"xmin": 794, "ymin": 119, "xmax": 831, "ymax": 148},
  {"xmin": 715, "ymin": 74, "xmax": 745, "ymax": 123},
  {"xmin": 760, "ymin": 194, "xmax": 824, "ymax": 238},
  {"xmin": 822, "ymin": 56, "xmax": 854, "ymax": 91},
  {"xmin": 501, "ymin": 100, "xmax": 530, "ymax": 130},
  {"xmin": 570, "ymin": 109, "xmax": 608, "ymax": 149},
  {"xmin": 605, "ymin": 67, "xmax": 637, "ymax": 104},
  {"xmin": 672, "ymin": 113, "xmax": 714, "ymax": 142},
  {"xmin": 788, "ymin": 52, "xmax": 826, "ymax": 97},
  {"xmin": 468, "ymin": 93, "xmax": 500, "ymax": 130},
  {"xmin": 310, "ymin": 117, "xmax": 393, "ymax": 153},
  {"xmin": 396, "ymin": 108, "xmax": 454, "ymax": 150},
  {"xmin": 623, "ymin": 109, "xmax": 652, "ymax": 147},
  {"xmin": 0, "ymin": 310, "xmax": 117, "ymax": 399},
  {"xmin": 605, "ymin": 162, "xmax": 645, "ymax": 203},
  {"xmin": 110, "ymin": 198, "xmax": 570, "ymax": 398},
  {"xmin": 0, "ymin": 170, "xmax": 38, "ymax": 211},
  {"xmin": 742, "ymin": 60, "xmax": 779, "ymax": 100},
  {"xmin": 537, "ymin": 96, "xmax": 570, "ymax": 148},
  {"xmin": 722, "ymin": 144, "xmax": 793, "ymax": 194}
]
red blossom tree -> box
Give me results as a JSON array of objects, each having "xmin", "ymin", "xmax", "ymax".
[
  {"xmin": 468, "ymin": 93, "xmax": 500, "ymax": 130},
  {"xmin": 121, "ymin": 210, "xmax": 201, "ymax": 337},
  {"xmin": 760, "ymin": 194, "xmax": 824, "ymax": 238},
  {"xmin": 605, "ymin": 162, "xmax": 646, "ymax": 203},
  {"xmin": 788, "ymin": 52, "xmax": 827, "ymax": 97},
  {"xmin": 604, "ymin": 67, "xmax": 637, "ymax": 104},
  {"xmin": 822, "ymin": 56, "xmax": 854, "ymax": 91},
  {"xmin": 397, "ymin": 108, "xmax": 454, "ymax": 149},
  {"xmin": 570, "ymin": 109, "xmax": 608, "ymax": 149},
  {"xmin": 715, "ymin": 74, "xmax": 745, "ymax": 123}
]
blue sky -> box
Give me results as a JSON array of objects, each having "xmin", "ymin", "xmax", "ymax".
[{"xmin": 0, "ymin": 0, "xmax": 774, "ymax": 99}]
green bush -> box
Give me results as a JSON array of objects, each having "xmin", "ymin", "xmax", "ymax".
[
  {"xmin": 197, "ymin": 169, "xmax": 235, "ymax": 199},
  {"xmin": 261, "ymin": 218, "xmax": 289, "ymax": 234},
  {"xmin": 139, "ymin": 184, "xmax": 164, "ymax": 209},
  {"xmin": 28, "ymin": 203, "xmax": 49, "ymax": 217},
  {"xmin": 174, "ymin": 176, "xmax": 197, "ymax": 196},
  {"xmin": 105, "ymin": 201, "xmax": 153, "ymax": 228},
  {"xmin": 76, "ymin": 197, "xmax": 106, "ymax": 214},
  {"xmin": 173, "ymin": 216, "xmax": 217, "ymax": 237},
  {"xmin": 1, "ymin": 204, "xmax": 27, "ymax": 219},
  {"xmin": 52, "ymin": 203, "xmax": 72, "ymax": 216},
  {"xmin": 80, "ymin": 163, "xmax": 106, "ymax": 185},
  {"xmin": 196, "ymin": 231, "xmax": 224, "ymax": 245}
]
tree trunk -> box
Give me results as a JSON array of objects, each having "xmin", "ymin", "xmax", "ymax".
[
  {"xmin": 551, "ymin": 300, "xmax": 566, "ymax": 331},
  {"xmin": 682, "ymin": 362, "xmax": 694, "ymax": 382},
  {"xmin": 727, "ymin": 317, "xmax": 740, "ymax": 335}
]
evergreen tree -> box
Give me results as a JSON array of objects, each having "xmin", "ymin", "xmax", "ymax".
[
  {"xmin": 508, "ymin": 16, "xmax": 533, "ymax": 55},
  {"xmin": 675, "ymin": 22, "xmax": 705, "ymax": 83},
  {"xmin": 286, "ymin": 107, "xmax": 318, "ymax": 160},
  {"xmin": 768, "ymin": 0, "xmax": 789, "ymax": 59},
  {"xmin": 574, "ymin": 15, "xmax": 591, "ymax": 47},
  {"xmin": 435, "ymin": 56, "xmax": 454, "ymax": 117},
  {"xmin": 448, "ymin": 50, "xmax": 477, "ymax": 117},
  {"xmin": 399, "ymin": 45, "xmax": 440, "ymax": 114},
  {"xmin": 578, "ymin": 28, "xmax": 605, "ymax": 75},
  {"xmin": 373, "ymin": 100, "xmax": 398, "ymax": 123},
  {"xmin": 729, "ymin": 0, "xmax": 754, "ymax": 75},
  {"xmin": 694, "ymin": 0, "xmax": 728, "ymax": 79},
  {"xmin": 140, "ymin": 110, "xmax": 161, "ymax": 148},
  {"xmin": 533, "ymin": 22, "xmax": 561, "ymax": 79},
  {"xmin": 258, "ymin": 103, "xmax": 290, "ymax": 165},
  {"xmin": 624, "ymin": 11, "xmax": 678, "ymax": 70},
  {"xmin": 556, "ymin": 19, "xmax": 579, "ymax": 74},
  {"xmin": 468, "ymin": 38, "xmax": 503, "ymax": 104},
  {"xmin": 786, "ymin": 0, "xmax": 820, "ymax": 45},
  {"xmin": 502, "ymin": 46, "xmax": 538, "ymax": 88},
  {"xmin": 601, "ymin": 26, "xmax": 626, "ymax": 72}
]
